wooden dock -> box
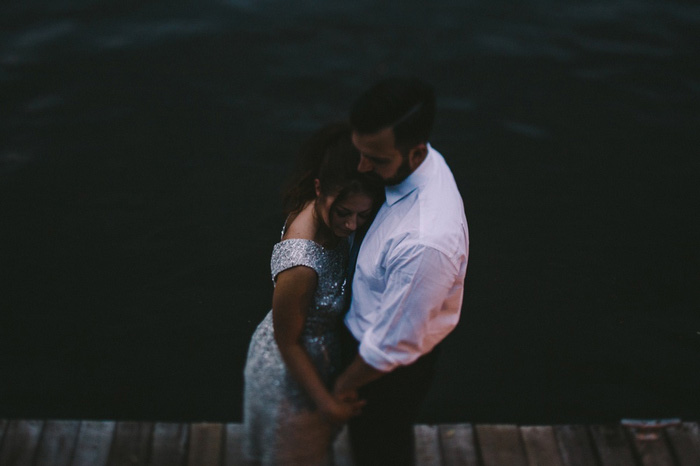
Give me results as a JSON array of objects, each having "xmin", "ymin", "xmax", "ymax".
[{"xmin": 0, "ymin": 419, "xmax": 698, "ymax": 465}]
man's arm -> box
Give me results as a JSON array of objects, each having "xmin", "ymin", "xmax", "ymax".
[
  {"xmin": 333, "ymin": 354, "xmax": 386, "ymax": 399},
  {"xmin": 336, "ymin": 244, "xmax": 463, "ymax": 398}
]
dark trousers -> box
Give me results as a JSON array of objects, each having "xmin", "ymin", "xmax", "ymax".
[{"xmin": 340, "ymin": 326, "xmax": 440, "ymax": 466}]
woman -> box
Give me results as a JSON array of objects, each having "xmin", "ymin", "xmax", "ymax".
[{"xmin": 243, "ymin": 123, "xmax": 384, "ymax": 465}]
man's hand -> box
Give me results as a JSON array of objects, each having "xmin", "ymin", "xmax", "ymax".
[
  {"xmin": 333, "ymin": 354, "xmax": 386, "ymax": 399},
  {"xmin": 319, "ymin": 395, "xmax": 366, "ymax": 425}
]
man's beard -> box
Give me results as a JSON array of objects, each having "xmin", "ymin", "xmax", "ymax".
[{"xmin": 384, "ymin": 155, "xmax": 412, "ymax": 186}]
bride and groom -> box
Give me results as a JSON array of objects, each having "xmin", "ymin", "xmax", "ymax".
[{"xmin": 243, "ymin": 77, "xmax": 469, "ymax": 465}]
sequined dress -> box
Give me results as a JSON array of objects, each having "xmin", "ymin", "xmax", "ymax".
[{"xmin": 243, "ymin": 235, "xmax": 349, "ymax": 465}]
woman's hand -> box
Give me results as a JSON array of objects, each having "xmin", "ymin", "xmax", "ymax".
[{"xmin": 319, "ymin": 395, "xmax": 366, "ymax": 425}]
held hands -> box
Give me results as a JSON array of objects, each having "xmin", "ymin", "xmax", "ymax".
[{"xmin": 319, "ymin": 392, "xmax": 366, "ymax": 425}]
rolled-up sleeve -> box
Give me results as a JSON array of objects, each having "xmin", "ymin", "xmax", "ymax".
[{"xmin": 358, "ymin": 242, "xmax": 463, "ymax": 372}]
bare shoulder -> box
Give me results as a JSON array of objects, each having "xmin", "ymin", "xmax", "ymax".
[{"xmin": 282, "ymin": 203, "xmax": 317, "ymax": 241}]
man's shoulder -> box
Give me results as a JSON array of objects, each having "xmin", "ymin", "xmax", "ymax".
[
  {"xmin": 382, "ymin": 182, "xmax": 465, "ymax": 246},
  {"xmin": 383, "ymin": 213, "xmax": 466, "ymax": 259}
]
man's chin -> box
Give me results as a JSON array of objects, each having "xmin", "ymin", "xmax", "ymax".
[
  {"xmin": 382, "ymin": 158, "xmax": 412, "ymax": 186},
  {"xmin": 384, "ymin": 172, "xmax": 410, "ymax": 186}
]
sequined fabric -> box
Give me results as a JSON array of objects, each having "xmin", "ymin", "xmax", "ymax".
[{"xmin": 243, "ymin": 237, "xmax": 349, "ymax": 465}]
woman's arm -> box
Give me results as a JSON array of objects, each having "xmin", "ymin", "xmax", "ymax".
[{"xmin": 272, "ymin": 266, "xmax": 364, "ymax": 423}]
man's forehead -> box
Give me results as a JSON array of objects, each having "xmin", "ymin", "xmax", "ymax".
[{"xmin": 352, "ymin": 127, "xmax": 396, "ymax": 154}]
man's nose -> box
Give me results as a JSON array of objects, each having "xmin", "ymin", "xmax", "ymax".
[
  {"xmin": 357, "ymin": 155, "xmax": 372, "ymax": 173},
  {"xmin": 346, "ymin": 216, "xmax": 357, "ymax": 231}
]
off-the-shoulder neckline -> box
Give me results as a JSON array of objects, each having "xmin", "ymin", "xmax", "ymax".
[
  {"xmin": 277, "ymin": 237, "xmax": 344, "ymax": 252},
  {"xmin": 279, "ymin": 216, "xmax": 344, "ymax": 251}
]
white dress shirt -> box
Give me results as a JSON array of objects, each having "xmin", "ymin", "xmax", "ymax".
[{"xmin": 345, "ymin": 145, "xmax": 469, "ymax": 372}]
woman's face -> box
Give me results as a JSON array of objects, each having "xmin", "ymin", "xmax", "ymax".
[
  {"xmin": 316, "ymin": 191, "xmax": 375, "ymax": 238},
  {"xmin": 330, "ymin": 192, "xmax": 375, "ymax": 237}
]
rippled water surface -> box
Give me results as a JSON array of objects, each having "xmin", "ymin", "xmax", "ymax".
[{"xmin": 1, "ymin": 0, "xmax": 699, "ymax": 423}]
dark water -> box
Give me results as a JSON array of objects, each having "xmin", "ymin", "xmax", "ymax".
[{"xmin": 1, "ymin": 0, "xmax": 699, "ymax": 423}]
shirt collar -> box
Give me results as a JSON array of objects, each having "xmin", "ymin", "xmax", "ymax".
[{"xmin": 385, "ymin": 143, "xmax": 434, "ymax": 206}]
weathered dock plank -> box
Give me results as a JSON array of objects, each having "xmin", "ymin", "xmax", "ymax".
[
  {"xmin": 521, "ymin": 425, "xmax": 565, "ymax": 466},
  {"xmin": 106, "ymin": 421, "xmax": 153, "ymax": 466},
  {"xmin": 687, "ymin": 423, "xmax": 700, "ymax": 452},
  {"xmin": 188, "ymin": 422, "xmax": 223, "ymax": 466},
  {"xmin": 150, "ymin": 423, "xmax": 187, "ymax": 466},
  {"xmin": 34, "ymin": 420, "xmax": 80, "ymax": 466},
  {"xmin": 2, "ymin": 419, "xmax": 698, "ymax": 466},
  {"xmin": 553, "ymin": 425, "xmax": 598, "ymax": 466},
  {"xmin": 0, "ymin": 420, "xmax": 7, "ymax": 448},
  {"xmin": 224, "ymin": 423, "xmax": 252, "ymax": 466},
  {"xmin": 0, "ymin": 420, "xmax": 7, "ymax": 459},
  {"xmin": 476, "ymin": 424, "xmax": 528, "ymax": 466},
  {"xmin": 415, "ymin": 424, "xmax": 442, "ymax": 465},
  {"xmin": 625, "ymin": 426, "xmax": 675, "ymax": 466},
  {"xmin": 589, "ymin": 424, "xmax": 636, "ymax": 466},
  {"xmin": 438, "ymin": 423, "xmax": 478, "ymax": 466},
  {"xmin": 0, "ymin": 420, "xmax": 43, "ymax": 466},
  {"xmin": 680, "ymin": 422, "xmax": 700, "ymax": 458},
  {"xmin": 71, "ymin": 420, "xmax": 115, "ymax": 466},
  {"xmin": 666, "ymin": 422, "xmax": 700, "ymax": 466}
]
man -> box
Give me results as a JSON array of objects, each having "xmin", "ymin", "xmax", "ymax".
[{"xmin": 334, "ymin": 77, "xmax": 469, "ymax": 465}]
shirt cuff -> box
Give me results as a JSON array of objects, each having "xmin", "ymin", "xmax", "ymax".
[{"xmin": 358, "ymin": 335, "xmax": 420, "ymax": 373}]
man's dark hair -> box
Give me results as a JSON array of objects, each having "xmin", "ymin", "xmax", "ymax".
[{"xmin": 350, "ymin": 77, "xmax": 436, "ymax": 153}]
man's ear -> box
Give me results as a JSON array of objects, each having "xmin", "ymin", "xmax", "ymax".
[
  {"xmin": 314, "ymin": 178, "xmax": 321, "ymax": 197},
  {"xmin": 408, "ymin": 143, "xmax": 428, "ymax": 171}
]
